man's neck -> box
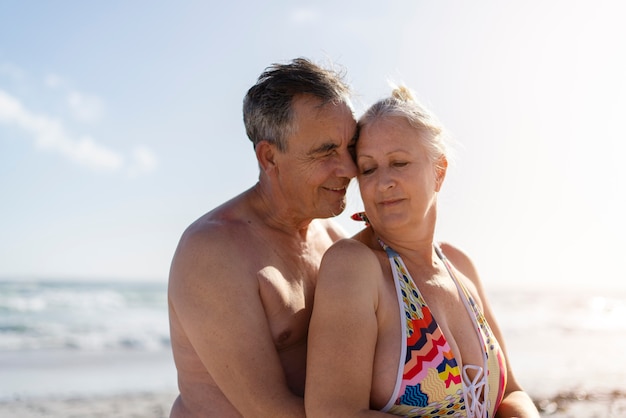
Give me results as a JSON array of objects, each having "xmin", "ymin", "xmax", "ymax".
[{"xmin": 247, "ymin": 183, "xmax": 314, "ymax": 238}]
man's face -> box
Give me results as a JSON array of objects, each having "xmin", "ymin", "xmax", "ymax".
[{"xmin": 273, "ymin": 94, "xmax": 357, "ymax": 220}]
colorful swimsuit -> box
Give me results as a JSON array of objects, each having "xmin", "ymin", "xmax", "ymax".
[{"xmin": 379, "ymin": 241, "xmax": 507, "ymax": 418}]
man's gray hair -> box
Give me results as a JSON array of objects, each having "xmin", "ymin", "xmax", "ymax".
[{"xmin": 243, "ymin": 57, "xmax": 352, "ymax": 151}]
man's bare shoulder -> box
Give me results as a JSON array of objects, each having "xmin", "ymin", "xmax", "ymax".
[
  {"xmin": 179, "ymin": 210, "xmax": 248, "ymax": 252},
  {"xmin": 315, "ymin": 218, "xmax": 349, "ymax": 241},
  {"xmin": 174, "ymin": 191, "xmax": 260, "ymax": 257},
  {"xmin": 168, "ymin": 192, "xmax": 263, "ymax": 294}
]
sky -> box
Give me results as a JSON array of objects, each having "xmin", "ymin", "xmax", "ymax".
[{"xmin": 1, "ymin": 1, "xmax": 625, "ymax": 290}]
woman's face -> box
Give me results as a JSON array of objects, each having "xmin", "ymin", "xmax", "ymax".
[{"xmin": 356, "ymin": 116, "xmax": 443, "ymax": 232}]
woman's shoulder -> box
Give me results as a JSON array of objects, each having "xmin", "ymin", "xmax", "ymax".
[
  {"xmin": 438, "ymin": 241, "xmax": 470, "ymax": 262},
  {"xmin": 438, "ymin": 241, "xmax": 481, "ymax": 284},
  {"xmin": 323, "ymin": 237, "xmax": 378, "ymax": 264},
  {"xmin": 319, "ymin": 238, "xmax": 382, "ymax": 284},
  {"xmin": 317, "ymin": 238, "xmax": 384, "ymax": 308}
]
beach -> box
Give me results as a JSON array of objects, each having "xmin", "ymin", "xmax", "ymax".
[
  {"xmin": 0, "ymin": 391, "xmax": 177, "ymax": 418},
  {"xmin": 3, "ymin": 370, "xmax": 626, "ymax": 418},
  {"xmin": 0, "ymin": 281, "xmax": 178, "ymax": 417},
  {"xmin": 493, "ymin": 285, "xmax": 626, "ymax": 417},
  {"xmin": 2, "ymin": 363, "xmax": 626, "ymax": 418},
  {"xmin": 3, "ymin": 390, "xmax": 624, "ymax": 418},
  {"xmin": 0, "ymin": 349, "xmax": 179, "ymax": 417},
  {"xmin": 1, "ymin": 281, "xmax": 625, "ymax": 417},
  {"xmin": 3, "ymin": 390, "xmax": 626, "ymax": 418}
]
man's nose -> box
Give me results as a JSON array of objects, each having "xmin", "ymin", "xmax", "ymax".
[{"xmin": 338, "ymin": 150, "xmax": 357, "ymax": 178}]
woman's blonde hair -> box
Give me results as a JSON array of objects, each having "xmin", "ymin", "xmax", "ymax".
[{"xmin": 358, "ymin": 84, "xmax": 452, "ymax": 165}]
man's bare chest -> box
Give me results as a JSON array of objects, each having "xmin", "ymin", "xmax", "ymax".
[{"xmin": 255, "ymin": 262, "xmax": 317, "ymax": 349}]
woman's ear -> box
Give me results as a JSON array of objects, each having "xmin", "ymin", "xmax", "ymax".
[
  {"xmin": 255, "ymin": 140, "xmax": 277, "ymax": 174},
  {"xmin": 434, "ymin": 155, "xmax": 448, "ymax": 192}
]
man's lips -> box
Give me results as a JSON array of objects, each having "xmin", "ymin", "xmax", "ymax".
[{"xmin": 325, "ymin": 185, "xmax": 348, "ymax": 193}]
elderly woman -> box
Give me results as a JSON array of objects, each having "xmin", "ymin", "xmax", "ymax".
[{"xmin": 305, "ymin": 86, "xmax": 539, "ymax": 417}]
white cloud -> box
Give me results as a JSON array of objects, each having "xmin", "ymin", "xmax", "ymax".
[
  {"xmin": 0, "ymin": 63, "xmax": 25, "ymax": 81},
  {"xmin": 67, "ymin": 90, "xmax": 105, "ymax": 123},
  {"xmin": 44, "ymin": 73, "xmax": 105, "ymax": 123},
  {"xmin": 60, "ymin": 134, "xmax": 123, "ymax": 170},
  {"xmin": 0, "ymin": 89, "xmax": 23, "ymax": 120},
  {"xmin": 289, "ymin": 8, "xmax": 319, "ymax": 24},
  {"xmin": 127, "ymin": 145, "xmax": 158, "ymax": 177},
  {"xmin": 44, "ymin": 73, "xmax": 64, "ymax": 89},
  {"xmin": 0, "ymin": 88, "xmax": 128, "ymax": 172}
]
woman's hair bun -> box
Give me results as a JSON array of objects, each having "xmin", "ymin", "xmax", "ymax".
[{"xmin": 391, "ymin": 85, "xmax": 415, "ymax": 102}]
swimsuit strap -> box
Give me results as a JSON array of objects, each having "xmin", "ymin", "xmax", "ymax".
[
  {"xmin": 379, "ymin": 238, "xmax": 491, "ymax": 418},
  {"xmin": 434, "ymin": 245, "xmax": 491, "ymax": 418},
  {"xmin": 377, "ymin": 239, "xmax": 411, "ymax": 413}
]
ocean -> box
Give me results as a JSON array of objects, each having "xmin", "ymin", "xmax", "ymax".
[
  {"xmin": 488, "ymin": 284, "xmax": 626, "ymax": 401},
  {"xmin": 0, "ymin": 280, "xmax": 176, "ymax": 400},
  {"xmin": 0, "ymin": 280, "xmax": 170, "ymax": 353},
  {"xmin": 1, "ymin": 279, "xmax": 626, "ymax": 405}
]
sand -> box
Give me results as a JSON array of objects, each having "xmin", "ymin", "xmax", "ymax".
[
  {"xmin": 2, "ymin": 388, "xmax": 626, "ymax": 417},
  {"xmin": 0, "ymin": 349, "xmax": 178, "ymax": 417},
  {"xmin": 533, "ymin": 389, "xmax": 626, "ymax": 417},
  {"xmin": 0, "ymin": 390, "xmax": 178, "ymax": 418}
]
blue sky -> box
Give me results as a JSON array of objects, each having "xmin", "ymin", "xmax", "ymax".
[{"xmin": 1, "ymin": 1, "xmax": 625, "ymax": 289}]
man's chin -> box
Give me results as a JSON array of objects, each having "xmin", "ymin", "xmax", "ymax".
[{"xmin": 325, "ymin": 200, "xmax": 347, "ymax": 218}]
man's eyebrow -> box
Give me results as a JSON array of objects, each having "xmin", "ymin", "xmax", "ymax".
[{"xmin": 309, "ymin": 142, "xmax": 338, "ymax": 155}]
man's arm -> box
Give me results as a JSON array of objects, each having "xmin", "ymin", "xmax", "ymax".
[{"xmin": 169, "ymin": 226, "xmax": 306, "ymax": 417}]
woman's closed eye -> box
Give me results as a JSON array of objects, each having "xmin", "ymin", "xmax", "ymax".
[{"xmin": 359, "ymin": 165, "xmax": 376, "ymax": 175}]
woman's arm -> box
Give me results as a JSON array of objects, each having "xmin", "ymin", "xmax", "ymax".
[{"xmin": 305, "ymin": 239, "xmax": 394, "ymax": 418}]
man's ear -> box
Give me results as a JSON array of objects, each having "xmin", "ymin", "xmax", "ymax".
[
  {"xmin": 255, "ymin": 141, "xmax": 277, "ymax": 173},
  {"xmin": 435, "ymin": 155, "xmax": 448, "ymax": 192}
]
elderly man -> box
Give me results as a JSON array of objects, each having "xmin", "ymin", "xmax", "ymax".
[{"xmin": 168, "ymin": 57, "xmax": 357, "ymax": 417}]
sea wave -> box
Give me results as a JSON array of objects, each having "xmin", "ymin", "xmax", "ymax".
[{"xmin": 0, "ymin": 280, "xmax": 171, "ymax": 352}]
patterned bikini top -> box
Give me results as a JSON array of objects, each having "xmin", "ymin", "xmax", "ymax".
[{"xmin": 379, "ymin": 240, "xmax": 507, "ymax": 418}]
